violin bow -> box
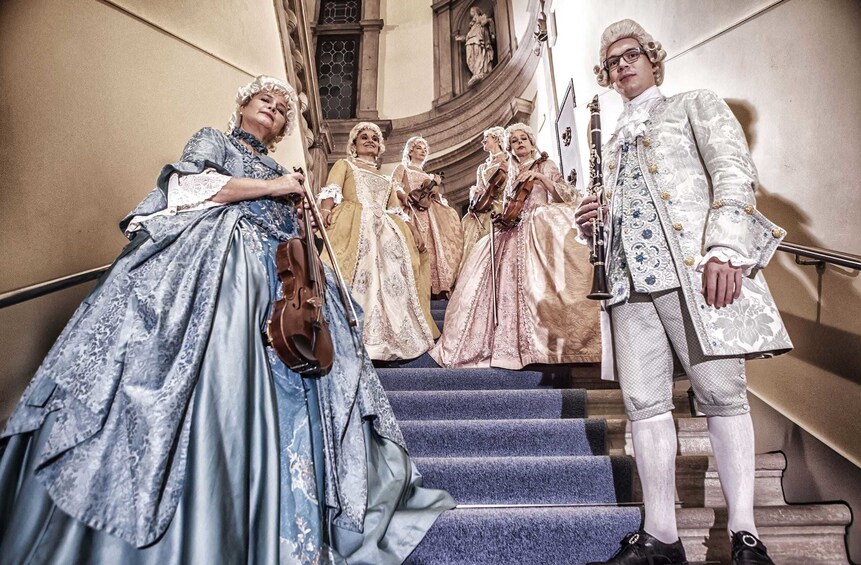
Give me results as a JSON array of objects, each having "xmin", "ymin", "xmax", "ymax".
[{"xmin": 301, "ymin": 184, "xmax": 359, "ymax": 328}]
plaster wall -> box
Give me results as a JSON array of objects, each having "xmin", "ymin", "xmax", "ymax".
[
  {"xmin": 377, "ymin": 0, "xmax": 435, "ymax": 119},
  {"xmin": 0, "ymin": 0, "xmax": 303, "ymax": 418},
  {"xmin": 511, "ymin": 0, "xmax": 532, "ymax": 46},
  {"xmin": 533, "ymin": 0, "xmax": 861, "ymax": 559}
]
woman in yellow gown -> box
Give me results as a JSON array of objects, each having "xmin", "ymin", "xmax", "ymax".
[
  {"xmin": 318, "ymin": 123, "xmax": 434, "ymax": 360},
  {"xmin": 392, "ymin": 136, "xmax": 464, "ymax": 300}
]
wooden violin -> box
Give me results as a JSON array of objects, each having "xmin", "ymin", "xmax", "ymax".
[
  {"xmin": 493, "ymin": 152, "xmax": 549, "ymax": 230},
  {"xmin": 268, "ymin": 167, "xmax": 334, "ymax": 374},
  {"xmin": 408, "ymin": 171, "xmax": 445, "ymax": 211},
  {"xmin": 468, "ymin": 164, "xmax": 507, "ymax": 214}
]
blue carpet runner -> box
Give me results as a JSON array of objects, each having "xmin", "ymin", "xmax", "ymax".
[{"xmin": 378, "ymin": 299, "xmax": 641, "ymax": 564}]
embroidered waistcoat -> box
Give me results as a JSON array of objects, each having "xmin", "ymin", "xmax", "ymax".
[{"xmin": 607, "ymin": 142, "xmax": 680, "ymax": 305}]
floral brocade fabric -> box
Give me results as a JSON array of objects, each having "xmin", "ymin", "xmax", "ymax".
[{"xmin": 431, "ymin": 157, "xmax": 602, "ymax": 369}]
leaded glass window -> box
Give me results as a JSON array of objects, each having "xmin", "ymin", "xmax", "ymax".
[
  {"xmin": 317, "ymin": 36, "xmax": 359, "ymax": 119},
  {"xmin": 319, "ymin": 0, "xmax": 360, "ymax": 24}
]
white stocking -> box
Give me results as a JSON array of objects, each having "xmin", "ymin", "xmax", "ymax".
[
  {"xmin": 631, "ymin": 412, "xmax": 679, "ymax": 544},
  {"xmin": 708, "ymin": 413, "xmax": 757, "ymax": 536}
]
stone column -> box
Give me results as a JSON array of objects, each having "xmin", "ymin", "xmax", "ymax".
[
  {"xmin": 356, "ymin": 0, "xmax": 383, "ymax": 120},
  {"xmin": 432, "ymin": 0, "xmax": 455, "ymax": 105}
]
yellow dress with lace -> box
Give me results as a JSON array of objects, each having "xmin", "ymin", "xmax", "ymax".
[{"xmin": 319, "ymin": 158, "xmax": 434, "ymax": 359}]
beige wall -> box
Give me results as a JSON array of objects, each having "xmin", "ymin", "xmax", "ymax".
[
  {"xmin": 377, "ymin": 0, "xmax": 435, "ymax": 119},
  {"xmin": 535, "ymin": 0, "xmax": 861, "ymax": 558},
  {"xmin": 0, "ymin": 0, "xmax": 304, "ymax": 417}
]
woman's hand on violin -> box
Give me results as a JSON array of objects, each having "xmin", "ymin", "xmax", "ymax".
[
  {"xmin": 516, "ymin": 170, "xmax": 550, "ymax": 188},
  {"xmin": 396, "ymin": 190, "xmax": 409, "ymax": 206},
  {"xmin": 318, "ymin": 206, "xmax": 333, "ymax": 227},
  {"xmin": 574, "ymin": 194, "xmax": 607, "ymax": 239},
  {"xmin": 433, "ymin": 174, "xmax": 443, "ymax": 185},
  {"xmin": 267, "ymin": 171, "xmax": 305, "ymax": 198}
]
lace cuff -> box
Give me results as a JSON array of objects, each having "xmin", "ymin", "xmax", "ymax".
[
  {"xmin": 318, "ymin": 183, "xmax": 343, "ymax": 206},
  {"xmin": 168, "ymin": 169, "xmax": 230, "ymax": 211},
  {"xmin": 386, "ymin": 206, "xmax": 411, "ymax": 222},
  {"xmin": 696, "ymin": 246, "xmax": 757, "ymax": 276},
  {"xmin": 125, "ymin": 170, "xmax": 227, "ymax": 234}
]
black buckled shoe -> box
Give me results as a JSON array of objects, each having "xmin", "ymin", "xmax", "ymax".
[
  {"xmin": 586, "ymin": 530, "xmax": 689, "ymax": 564},
  {"xmin": 731, "ymin": 531, "xmax": 774, "ymax": 564}
]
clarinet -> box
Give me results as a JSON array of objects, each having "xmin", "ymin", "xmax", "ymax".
[{"xmin": 586, "ymin": 95, "xmax": 612, "ymax": 300}]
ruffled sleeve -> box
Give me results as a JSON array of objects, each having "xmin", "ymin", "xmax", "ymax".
[
  {"xmin": 695, "ymin": 245, "xmax": 757, "ymax": 276},
  {"xmin": 319, "ymin": 159, "xmax": 348, "ymax": 206},
  {"xmin": 542, "ymin": 159, "xmax": 578, "ymax": 204},
  {"xmin": 120, "ymin": 128, "xmax": 231, "ymax": 234}
]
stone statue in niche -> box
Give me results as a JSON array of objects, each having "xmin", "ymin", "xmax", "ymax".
[{"xmin": 454, "ymin": 6, "xmax": 496, "ymax": 87}]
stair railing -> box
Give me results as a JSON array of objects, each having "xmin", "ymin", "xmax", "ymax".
[{"xmin": 1, "ymin": 242, "xmax": 859, "ymax": 313}]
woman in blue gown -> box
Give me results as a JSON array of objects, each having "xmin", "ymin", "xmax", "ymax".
[{"xmin": 0, "ymin": 76, "xmax": 453, "ymax": 564}]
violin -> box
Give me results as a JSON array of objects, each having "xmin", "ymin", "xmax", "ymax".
[
  {"xmin": 267, "ymin": 167, "xmax": 334, "ymax": 374},
  {"xmin": 468, "ymin": 164, "xmax": 507, "ymax": 215},
  {"xmin": 408, "ymin": 171, "xmax": 445, "ymax": 211},
  {"xmin": 493, "ymin": 152, "xmax": 549, "ymax": 230}
]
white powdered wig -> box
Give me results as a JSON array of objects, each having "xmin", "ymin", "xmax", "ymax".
[
  {"xmin": 594, "ymin": 19, "xmax": 667, "ymax": 88},
  {"xmin": 504, "ymin": 122, "xmax": 538, "ymax": 156},
  {"xmin": 402, "ymin": 136, "xmax": 430, "ymax": 167},
  {"xmin": 483, "ymin": 126, "xmax": 506, "ymax": 147},
  {"xmin": 347, "ymin": 121, "xmax": 386, "ymax": 159},
  {"xmin": 227, "ymin": 75, "xmax": 299, "ymax": 152}
]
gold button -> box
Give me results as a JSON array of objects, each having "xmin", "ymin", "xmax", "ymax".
[
  {"xmin": 684, "ymin": 257, "xmax": 695, "ymax": 267},
  {"xmin": 608, "ymin": 162, "xmax": 616, "ymax": 170},
  {"xmin": 648, "ymin": 165, "xmax": 658, "ymax": 174},
  {"xmin": 772, "ymin": 228, "xmax": 784, "ymax": 238},
  {"xmin": 673, "ymin": 223, "xmax": 683, "ymax": 231},
  {"xmin": 744, "ymin": 204, "xmax": 755, "ymax": 215},
  {"xmin": 712, "ymin": 199, "xmax": 724, "ymax": 209},
  {"xmin": 642, "ymin": 138, "xmax": 651, "ymax": 147},
  {"xmin": 660, "ymin": 191, "xmax": 671, "ymax": 200}
]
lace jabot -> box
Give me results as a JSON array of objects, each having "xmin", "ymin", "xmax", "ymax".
[{"xmin": 613, "ymin": 86, "xmax": 664, "ymax": 148}]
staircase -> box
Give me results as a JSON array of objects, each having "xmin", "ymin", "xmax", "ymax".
[{"xmin": 379, "ymin": 300, "xmax": 851, "ymax": 565}]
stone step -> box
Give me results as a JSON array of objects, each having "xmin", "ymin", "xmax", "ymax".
[
  {"xmin": 630, "ymin": 453, "xmax": 787, "ymax": 508},
  {"xmin": 606, "ymin": 416, "xmax": 756, "ymax": 457},
  {"xmin": 677, "ymin": 504, "xmax": 852, "ymax": 564},
  {"xmin": 586, "ymin": 389, "xmax": 690, "ymax": 417}
]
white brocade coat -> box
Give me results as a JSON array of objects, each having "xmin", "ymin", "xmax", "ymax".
[{"xmin": 600, "ymin": 89, "xmax": 792, "ymax": 360}]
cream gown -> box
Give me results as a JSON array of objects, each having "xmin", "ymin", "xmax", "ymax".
[
  {"xmin": 430, "ymin": 154, "xmax": 602, "ymax": 369},
  {"xmin": 394, "ymin": 164, "xmax": 464, "ymax": 297},
  {"xmin": 460, "ymin": 156, "xmax": 505, "ymax": 273}
]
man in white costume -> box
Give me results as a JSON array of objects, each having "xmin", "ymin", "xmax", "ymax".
[{"xmin": 575, "ymin": 19, "xmax": 792, "ymax": 565}]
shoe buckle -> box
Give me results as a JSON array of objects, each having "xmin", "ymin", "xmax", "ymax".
[
  {"xmin": 741, "ymin": 533, "xmax": 758, "ymax": 548},
  {"xmin": 628, "ymin": 533, "xmax": 640, "ymax": 545}
]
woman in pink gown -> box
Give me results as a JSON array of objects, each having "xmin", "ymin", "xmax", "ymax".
[{"xmin": 430, "ymin": 123, "xmax": 602, "ymax": 369}]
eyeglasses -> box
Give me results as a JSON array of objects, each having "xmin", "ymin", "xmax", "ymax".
[{"xmin": 603, "ymin": 47, "xmax": 646, "ymax": 72}]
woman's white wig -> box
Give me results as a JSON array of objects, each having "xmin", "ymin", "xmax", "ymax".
[
  {"xmin": 593, "ymin": 19, "xmax": 667, "ymax": 88},
  {"xmin": 402, "ymin": 136, "xmax": 430, "ymax": 166},
  {"xmin": 483, "ymin": 126, "xmax": 506, "ymax": 147},
  {"xmin": 347, "ymin": 121, "xmax": 386, "ymax": 159},
  {"xmin": 504, "ymin": 123, "xmax": 537, "ymax": 154},
  {"xmin": 227, "ymin": 75, "xmax": 299, "ymax": 152}
]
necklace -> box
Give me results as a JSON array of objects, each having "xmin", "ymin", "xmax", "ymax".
[
  {"xmin": 231, "ymin": 128, "xmax": 268, "ymax": 155},
  {"xmin": 352, "ymin": 155, "xmax": 377, "ymax": 167}
]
